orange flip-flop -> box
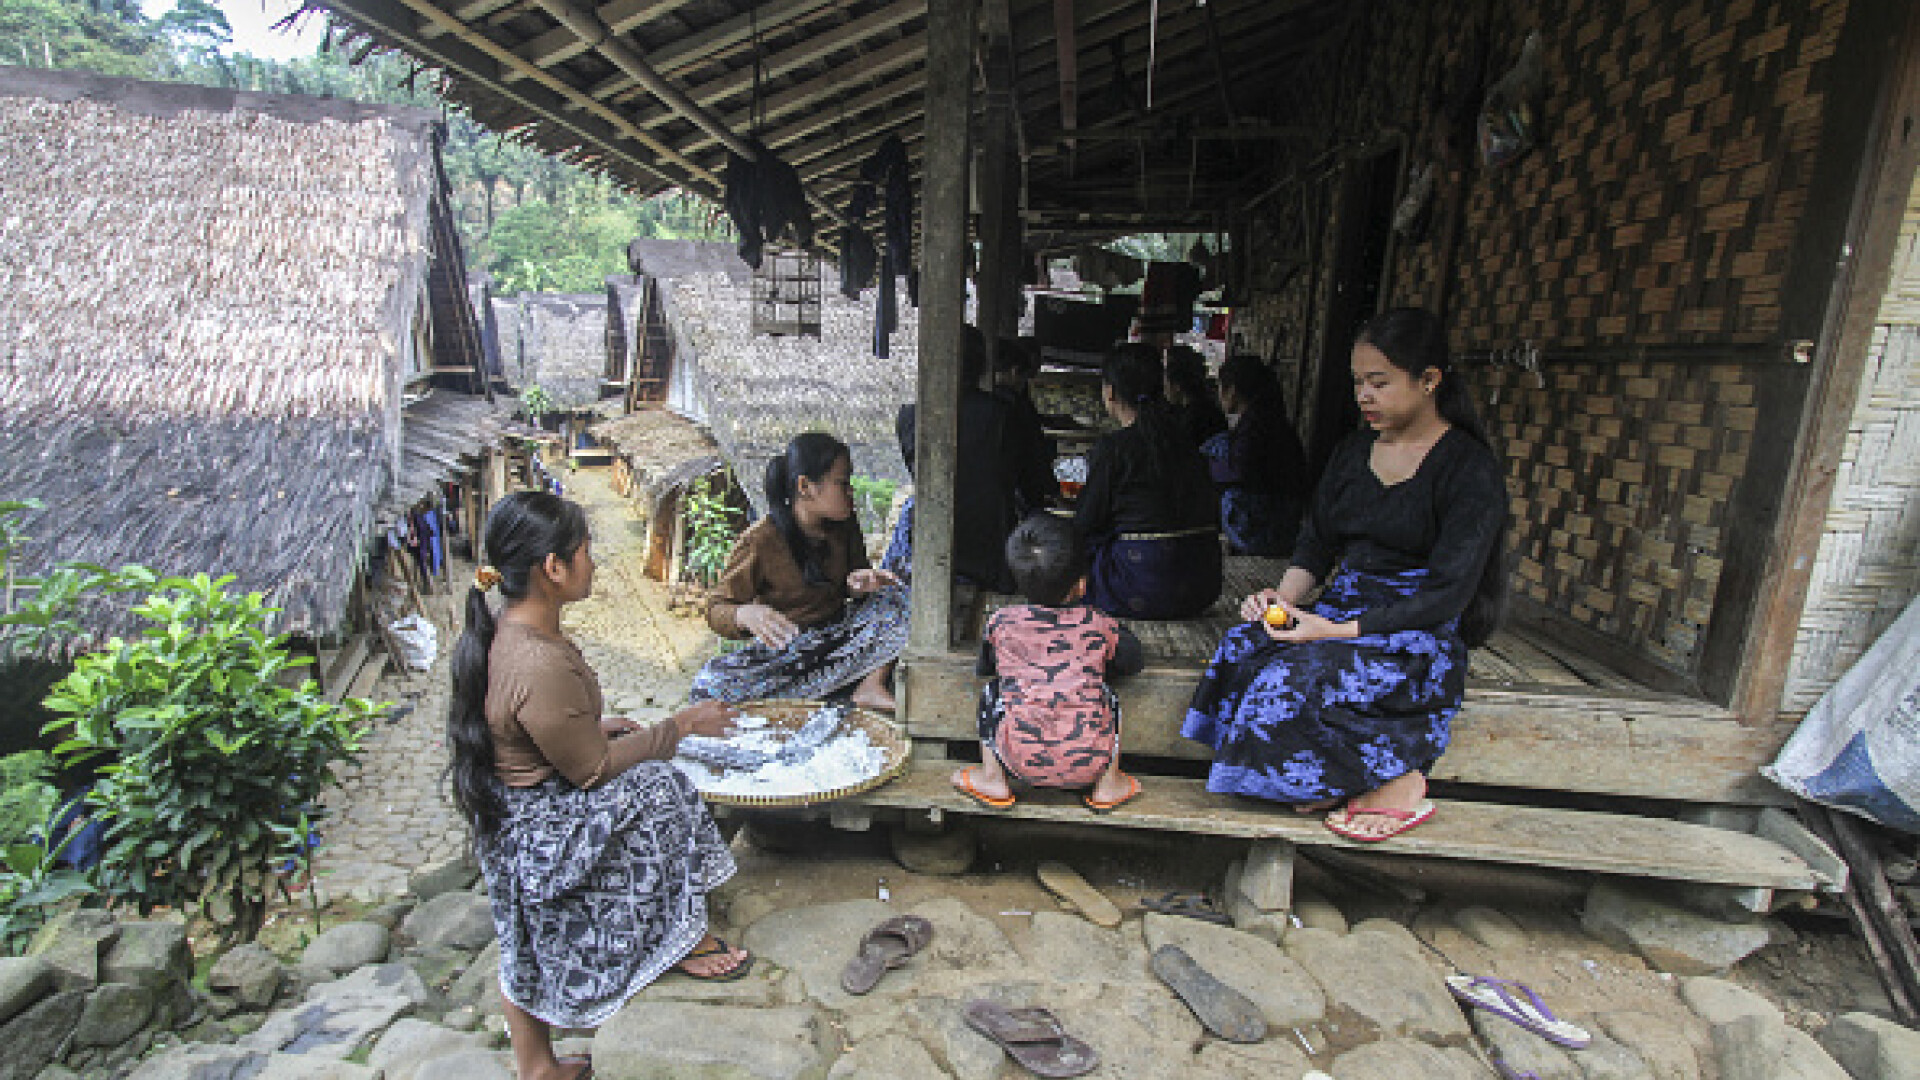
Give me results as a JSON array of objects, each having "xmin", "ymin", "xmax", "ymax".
[
  {"xmin": 953, "ymin": 767, "xmax": 1016, "ymax": 809},
  {"xmin": 1083, "ymin": 771, "xmax": 1141, "ymax": 814},
  {"xmin": 1324, "ymin": 800, "xmax": 1435, "ymax": 842}
]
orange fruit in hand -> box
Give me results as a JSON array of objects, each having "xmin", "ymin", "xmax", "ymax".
[{"xmin": 1263, "ymin": 605, "xmax": 1294, "ymax": 629}]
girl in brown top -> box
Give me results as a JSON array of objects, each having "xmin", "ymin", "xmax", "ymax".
[
  {"xmin": 447, "ymin": 491, "xmax": 744, "ymax": 1080},
  {"xmin": 691, "ymin": 432, "xmax": 909, "ymax": 712}
]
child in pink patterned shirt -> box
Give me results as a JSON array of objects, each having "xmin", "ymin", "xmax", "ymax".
[{"xmin": 950, "ymin": 513, "xmax": 1144, "ymax": 812}]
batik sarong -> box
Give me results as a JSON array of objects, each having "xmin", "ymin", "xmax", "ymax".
[
  {"xmin": 1180, "ymin": 568, "xmax": 1467, "ymax": 803},
  {"xmin": 1086, "ymin": 528, "xmax": 1222, "ymax": 621},
  {"xmin": 477, "ymin": 761, "xmax": 735, "ymax": 1028},
  {"xmin": 687, "ymin": 584, "xmax": 910, "ymax": 703}
]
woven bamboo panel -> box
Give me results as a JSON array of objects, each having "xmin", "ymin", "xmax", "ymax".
[
  {"xmin": 1479, "ymin": 360, "xmax": 1758, "ymax": 673},
  {"xmin": 1783, "ymin": 174, "xmax": 1920, "ymax": 712}
]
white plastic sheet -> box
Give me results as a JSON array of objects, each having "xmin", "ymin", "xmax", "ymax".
[
  {"xmin": 388, "ymin": 614, "xmax": 439, "ymax": 673},
  {"xmin": 1764, "ymin": 595, "xmax": 1920, "ymax": 834}
]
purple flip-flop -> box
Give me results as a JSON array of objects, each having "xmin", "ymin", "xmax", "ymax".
[{"xmin": 1445, "ymin": 974, "xmax": 1592, "ymax": 1050}]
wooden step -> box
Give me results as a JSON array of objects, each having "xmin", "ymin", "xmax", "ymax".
[
  {"xmin": 851, "ymin": 762, "xmax": 1832, "ymax": 892},
  {"xmin": 323, "ymin": 635, "xmax": 372, "ymax": 704},
  {"xmin": 898, "ymin": 650, "xmax": 1792, "ymax": 806},
  {"xmin": 345, "ymin": 651, "xmax": 389, "ymax": 704}
]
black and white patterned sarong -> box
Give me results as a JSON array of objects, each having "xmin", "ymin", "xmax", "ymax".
[
  {"xmin": 477, "ymin": 760, "xmax": 735, "ymax": 1028},
  {"xmin": 688, "ymin": 584, "xmax": 910, "ymax": 704}
]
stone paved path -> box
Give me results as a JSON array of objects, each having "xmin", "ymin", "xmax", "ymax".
[{"xmin": 313, "ymin": 466, "xmax": 716, "ymax": 903}]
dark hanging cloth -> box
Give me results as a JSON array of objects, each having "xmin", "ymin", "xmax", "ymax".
[
  {"xmin": 723, "ymin": 141, "xmax": 815, "ymax": 270},
  {"xmin": 861, "ymin": 136, "xmax": 916, "ymax": 356},
  {"xmin": 1138, "ymin": 261, "xmax": 1205, "ymax": 337},
  {"xmin": 838, "ymin": 226, "xmax": 877, "ymax": 300}
]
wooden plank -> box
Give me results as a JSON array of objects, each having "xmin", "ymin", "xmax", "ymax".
[
  {"xmin": 323, "ymin": 634, "xmax": 372, "ymax": 705},
  {"xmin": 898, "ymin": 650, "xmax": 1791, "ymax": 804},
  {"xmin": 346, "ymin": 651, "xmax": 389, "ymax": 704},
  {"xmin": 850, "ymin": 764, "xmax": 1828, "ymax": 891}
]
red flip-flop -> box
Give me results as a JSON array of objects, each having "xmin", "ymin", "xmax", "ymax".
[
  {"xmin": 953, "ymin": 767, "xmax": 1016, "ymax": 809},
  {"xmin": 1324, "ymin": 800, "xmax": 1435, "ymax": 842},
  {"xmin": 1083, "ymin": 772, "xmax": 1141, "ymax": 814}
]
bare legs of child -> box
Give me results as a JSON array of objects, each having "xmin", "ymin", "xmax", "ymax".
[{"xmin": 950, "ymin": 747, "xmax": 1138, "ymax": 809}]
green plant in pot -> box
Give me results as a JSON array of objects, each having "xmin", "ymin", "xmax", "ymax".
[
  {"xmin": 520, "ymin": 384, "xmax": 557, "ymax": 429},
  {"xmin": 41, "ymin": 572, "xmax": 375, "ymax": 946}
]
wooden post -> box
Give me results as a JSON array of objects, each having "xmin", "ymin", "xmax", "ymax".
[
  {"xmin": 976, "ymin": 1, "xmax": 1020, "ymax": 360},
  {"xmin": 905, "ymin": 0, "xmax": 978, "ymax": 668},
  {"xmin": 1719, "ymin": 1, "xmax": 1920, "ymax": 719}
]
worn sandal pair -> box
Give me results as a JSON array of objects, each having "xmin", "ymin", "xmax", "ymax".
[
  {"xmin": 840, "ymin": 914, "xmax": 935, "ymax": 994},
  {"xmin": 963, "ymin": 1000, "xmax": 1099, "ymax": 1078}
]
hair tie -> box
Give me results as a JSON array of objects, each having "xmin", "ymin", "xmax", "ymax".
[{"xmin": 475, "ymin": 566, "xmax": 503, "ymax": 592}]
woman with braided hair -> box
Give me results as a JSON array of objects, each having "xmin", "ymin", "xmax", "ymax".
[{"xmin": 448, "ymin": 492, "xmax": 747, "ymax": 1080}]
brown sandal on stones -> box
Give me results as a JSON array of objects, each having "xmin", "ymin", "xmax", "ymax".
[
  {"xmin": 962, "ymin": 1001, "xmax": 1098, "ymax": 1078},
  {"xmin": 840, "ymin": 914, "xmax": 935, "ymax": 994}
]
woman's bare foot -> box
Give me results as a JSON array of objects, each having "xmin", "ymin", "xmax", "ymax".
[
  {"xmin": 677, "ymin": 933, "xmax": 748, "ymax": 978},
  {"xmin": 851, "ymin": 665, "xmax": 896, "ymax": 713},
  {"xmin": 1326, "ymin": 772, "xmax": 1429, "ymax": 839}
]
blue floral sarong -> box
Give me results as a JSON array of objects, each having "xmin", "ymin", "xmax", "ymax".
[{"xmin": 1181, "ymin": 568, "xmax": 1466, "ymax": 803}]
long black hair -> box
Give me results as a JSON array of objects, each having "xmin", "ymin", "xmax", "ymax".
[
  {"xmin": 1103, "ymin": 343, "xmax": 1187, "ymax": 480},
  {"xmin": 1355, "ymin": 307, "xmax": 1509, "ymax": 646},
  {"xmin": 1217, "ymin": 353, "xmax": 1283, "ymax": 409},
  {"xmin": 765, "ymin": 431, "xmax": 853, "ymax": 586},
  {"xmin": 445, "ymin": 491, "xmax": 590, "ymax": 837}
]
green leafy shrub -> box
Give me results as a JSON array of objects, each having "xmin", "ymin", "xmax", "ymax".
[
  {"xmin": 520, "ymin": 384, "xmax": 554, "ymax": 422},
  {"xmin": 0, "ymin": 751, "xmax": 93, "ymax": 953},
  {"xmin": 42, "ymin": 573, "xmax": 375, "ymax": 945},
  {"xmin": 682, "ymin": 471, "xmax": 742, "ymax": 588},
  {"xmin": 850, "ymin": 476, "xmax": 897, "ymax": 528}
]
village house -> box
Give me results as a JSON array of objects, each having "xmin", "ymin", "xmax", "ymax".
[
  {"xmin": 304, "ymin": 0, "xmax": 1919, "ymax": 936},
  {"xmin": 0, "ymin": 66, "xmax": 525, "ymax": 726}
]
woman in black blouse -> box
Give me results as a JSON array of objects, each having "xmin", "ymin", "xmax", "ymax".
[
  {"xmin": 1182, "ymin": 309, "xmax": 1508, "ymax": 841},
  {"xmin": 1074, "ymin": 344, "xmax": 1223, "ymax": 620}
]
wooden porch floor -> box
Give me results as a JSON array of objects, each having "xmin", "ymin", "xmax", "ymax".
[{"xmin": 959, "ymin": 556, "xmax": 1644, "ymax": 695}]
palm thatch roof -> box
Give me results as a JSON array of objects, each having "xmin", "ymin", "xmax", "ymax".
[
  {"xmin": 495, "ymin": 291, "xmax": 609, "ymax": 408},
  {"xmin": 0, "ymin": 66, "xmax": 506, "ymax": 641},
  {"xmin": 591, "ymin": 406, "xmax": 723, "ymax": 513},
  {"xmin": 654, "ymin": 257, "xmax": 915, "ymax": 513}
]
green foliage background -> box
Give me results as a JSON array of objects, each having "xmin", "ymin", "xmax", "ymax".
[{"xmin": 0, "ymin": 0, "xmax": 732, "ymax": 294}]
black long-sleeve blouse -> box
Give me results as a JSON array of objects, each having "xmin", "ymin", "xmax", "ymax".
[
  {"xmin": 1073, "ymin": 421, "xmax": 1218, "ymax": 540},
  {"xmin": 1292, "ymin": 427, "xmax": 1506, "ymax": 637}
]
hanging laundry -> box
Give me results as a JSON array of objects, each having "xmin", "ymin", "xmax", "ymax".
[
  {"xmin": 724, "ymin": 140, "xmax": 815, "ymax": 270},
  {"xmin": 860, "ymin": 135, "xmax": 916, "ymax": 357},
  {"xmin": 1138, "ymin": 261, "xmax": 1204, "ymax": 338}
]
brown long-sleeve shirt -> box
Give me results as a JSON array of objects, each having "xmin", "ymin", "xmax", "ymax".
[
  {"xmin": 706, "ymin": 517, "xmax": 868, "ymax": 638},
  {"xmin": 486, "ymin": 620, "xmax": 681, "ymax": 787}
]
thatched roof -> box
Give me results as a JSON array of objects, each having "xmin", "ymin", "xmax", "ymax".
[
  {"xmin": 0, "ymin": 66, "xmax": 504, "ymax": 640},
  {"xmin": 658, "ymin": 266, "xmax": 915, "ymax": 514},
  {"xmin": 627, "ymin": 239, "xmax": 753, "ymax": 287},
  {"xmin": 495, "ymin": 291, "xmax": 609, "ymax": 409},
  {"xmin": 590, "ymin": 407, "xmax": 723, "ymax": 511}
]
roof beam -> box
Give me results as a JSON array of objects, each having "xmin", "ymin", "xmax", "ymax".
[
  {"xmin": 322, "ymin": 0, "xmax": 716, "ymax": 191},
  {"xmin": 607, "ymin": 0, "xmax": 924, "ymax": 114},
  {"xmin": 674, "ymin": 34, "xmax": 924, "ymax": 157},
  {"xmin": 566, "ymin": 0, "xmax": 841, "ymax": 95},
  {"xmin": 499, "ymin": 0, "xmax": 698, "ymax": 68},
  {"xmin": 420, "ymin": 0, "xmax": 520, "ymax": 36},
  {"xmin": 530, "ymin": 0, "xmax": 756, "ymax": 159}
]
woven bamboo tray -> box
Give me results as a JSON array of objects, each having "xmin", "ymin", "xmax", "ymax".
[{"xmin": 688, "ymin": 699, "xmax": 909, "ymax": 808}]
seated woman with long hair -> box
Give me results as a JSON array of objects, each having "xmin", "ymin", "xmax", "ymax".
[
  {"xmin": 1074, "ymin": 344, "xmax": 1223, "ymax": 620},
  {"xmin": 692, "ymin": 431, "xmax": 909, "ymax": 712},
  {"xmin": 1164, "ymin": 344, "xmax": 1228, "ymax": 451},
  {"xmin": 1205, "ymin": 354, "xmax": 1310, "ymax": 557},
  {"xmin": 448, "ymin": 491, "xmax": 747, "ymax": 1080},
  {"xmin": 1182, "ymin": 308, "xmax": 1508, "ymax": 842}
]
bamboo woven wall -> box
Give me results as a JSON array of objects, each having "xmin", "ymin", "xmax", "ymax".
[
  {"xmin": 1782, "ymin": 173, "xmax": 1920, "ymax": 713},
  {"xmin": 1238, "ymin": 0, "xmax": 1849, "ymax": 677},
  {"xmin": 1480, "ymin": 361, "xmax": 1759, "ymax": 671}
]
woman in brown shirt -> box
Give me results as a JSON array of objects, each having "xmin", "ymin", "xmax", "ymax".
[
  {"xmin": 447, "ymin": 491, "xmax": 744, "ymax": 1080},
  {"xmin": 691, "ymin": 432, "xmax": 909, "ymax": 712}
]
